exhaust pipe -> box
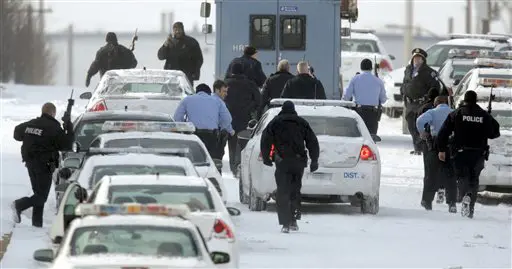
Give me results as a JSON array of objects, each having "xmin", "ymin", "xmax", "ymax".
[{"xmin": 355, "ymin": 192, "xmax": 364, "ymax": 200}]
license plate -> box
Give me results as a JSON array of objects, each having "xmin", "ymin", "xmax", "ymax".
[{"xmin": 311, "ymin": 173, "xmax": 332, "ymax": 180}]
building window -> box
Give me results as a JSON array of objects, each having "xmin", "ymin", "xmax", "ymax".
[
  {"xmin": 250, "ymin": 15, "xmax": 275, "ymax": 50},
  {"xmin": 280, "ymin": 16, "xmax": 306, "ymax": 50}
]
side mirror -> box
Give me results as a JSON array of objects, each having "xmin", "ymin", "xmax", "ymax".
[
  {"xmin": 371, "ymin": 134, "xmax": 381, "ymax": 142},
  {"xmin": 33, "ymin": 249, "xmax": 54, "ymax": 262},
  {"xmin": 202, "ymin": 24, "xmax": 213, "ymax": 34},
  {"xmin": 58, "ymin": 167, "xmax": 73, "ymax": 180},
  {"xmin": 247, "ymin": 119, "xmax": 258, "ymax": 130},
  {"xmin": 453, "ymin": 79, "xmax": 461, "ymax": 86},
  {"xmin": 227, "ymin": 207, "xmax": 241, "ymax": 216},
  {"xmin": 79, "ymin": 92, "xmax": 92, "ymax": 99},
  {"xmin": 55, "ymin": 182, "xmax": 70, "ymax": 192},
  {"xmin": 211, "ymin": 251, "xmax": 230, "ymax": 264},
  {"xmin": 53, "ymin": 236, "xmax": 62, "ymax": 244},
  {"xmin": 63, "ymin": 157, "xmax": 81, "ymax": 169},
  {"xmin": 72, "ymin": 141, "xmax": 81, "ymax": 153},
  {"xmin": 389, "ymin": 54, "xmax": 396, "ymax": 60},
  {"xmin": 200, "ymin": 2, "xmax": 211, "ymax": 18}
]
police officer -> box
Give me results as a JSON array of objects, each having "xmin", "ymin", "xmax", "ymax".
[
  {"xmin": 260, "ymin": 101, "xmax": 320, "ymax": 233},
  {"xmin": 11, "ymin": 102, "xmax": 74, "ymax": 227},
  {"xmin": 437, "ymin": 91, "xmax": 500, "ymax": 218},
  {"xmin": 225, "ymin": 46, "xmax": 267, "ymax": 88},
  {"xmin": 212, "ymin": 80, "xmax": 230, "ymax": 165},
  {"xmin": 281, "ymin": 61, "xmax": 327, "ymax": 99},
  {"xmin": 401, "ymin": 48, "xmax": 440, "ymax": 155},
  {"xmin": 259, "ymin": 59, "xmax": 294, "ymax": 118},
  {"xmin": 342, "ymin": 58, "xmax": 387, "ymax": 135},
  {"xmin": 174, "ymin": 84, "xmax": 234, "ymax": 158},
  {"xmin": 416, "ymin": 96, "xmax": 457, "ymax": 213}
]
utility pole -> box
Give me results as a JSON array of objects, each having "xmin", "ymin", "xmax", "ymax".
[
  {"xmin": 481, "ymin": 0, "xmax": 491, "ymax": 34},
  {"xmin": 39, "ymin": 0, "xmax": 46, "ymax": 34},
  {"xmin": 67, "ymin": 24, "xmax": 74, "ymax": 86},
  {"xmin": 403, "ymin": 0, "xmax": 413, "ymax": 135},
  {"xmin": 466, "ymin": 0, "xmax": 472, "ymax": 33}
]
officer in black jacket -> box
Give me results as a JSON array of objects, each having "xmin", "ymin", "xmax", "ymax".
[
  {"xmin": 258, "ymin": 59, "xmax": 294, "ymax": 118},
  {"xmin": 12, "ymin": 103, "xmax": 74, "ymax": 227},
  {"xmin": 260, "ymin": 101, "xmax": 320, "ymax": 233},
  {"xmin": 437, "ymin": 90, "xmax": 500, "ymax": 218},
  {"xmin": 225, "ymin": 46, "xmax": 267, "ymax": 88},
  {"xmin": 401, "ymin": 48, "xmax": 440, "ymax": 155},
  {"xmin": 281, "ymin": 61, "xmax": 327, "ymax": 99}
]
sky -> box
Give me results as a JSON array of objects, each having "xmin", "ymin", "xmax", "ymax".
[{"xmin": 40, "ymin": 0, "xmax": 509, "ymax": 35}]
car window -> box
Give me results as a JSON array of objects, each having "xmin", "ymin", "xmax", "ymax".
[
  {"xmin": 86, "ymin": 180, "xmax": 103, "ymax": 202},
  {"xmin": 450, "ymin": 64, "xmax": 474, "ymax": 79},
  {"xmin": 75, "ymin": 119, "xmax": 173, "ymax": 149},
  {"xmin": 499, "ymin": 46, "xmax": 512, "ymax": 51},
  {"xmin": 100, "ymin": 75, "xmax": 193, "ymax": 96},
  {"xmin": 426, "ymin": 45, "xmax": 493, "ymax": 66},
  {"xmin": 454, "ymin": 70, "xmax": 474, "ymax": 96},
  {"xmin": 491, "ymin": 110, "xmax": 512, "ymax": 129},
  {"xmin": 88, "ymin": 165, "xmax": 187, "ymax": 189},
  {"xmin": 253, "ymin": 113, "xmax": 269, "ymax": 137},
  {"xmin": 103, "ymin": 138, "xmax": 208, "ymax": 165},
  {"xmin": 341, "ymin": 38, "xmax": 380, "ymax": 53},
  {"xmin": 69, "ymin": 225, "xmax": 199, "ymax": 258},
  {"xmin": 302, "ymin": 116, "xmax": 361, "ymax": 137},
  {"xmin": 108, "ymin": 185, "xmax": 214, "ymax": 210}
]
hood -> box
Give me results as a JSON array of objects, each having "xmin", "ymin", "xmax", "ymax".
[{"xmin": 65, "ymin": 255, "xmax": 205, "ymax": 268}]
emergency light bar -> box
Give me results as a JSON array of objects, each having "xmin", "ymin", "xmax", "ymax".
[
  {"xmin": 448, "ymin": 33, "xmax": 510, "ymax": 43},
  {"xmin": 87, "ymin": 147, "xmax": 190, "ymax": 155},
  {"xmin": 102, "ymin": 121, "xmax": 196, "ymax": 133},
  {"xmin": 74, "ymin": 203, "xmax": 191, "ymax": 218},
  {"xmin": 473, "ymin": 58, "xmax": 512, "ymax": 68},
  {"xmin": 350, "ymin": 29, "xmax": 376, "ymax": 34},
  {"xmin": 447, "ymin": 49, "xmax": 483, "ymax": 59},
  {"xmin": 478, "ymin": 78, "xmax": 512, "ymax": 88},
  {"xmin": 269, "ymin": 99, "xmax": 356, "ymax": 108}
]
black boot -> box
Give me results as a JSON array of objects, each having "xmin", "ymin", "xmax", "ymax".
[
  {"xmin": 281, "ymin": 225, "xmax": 290, "ymax": 233},
  {"xmin": 11, "ymin": 201, "xmax": 21, "ymax": 224},
  {"xmin": 448, "ymin": 203, "xmax": 457, "ymax": 213},
  {"xmin": 290, "ymin": 220, "xmax": 299, "ymax": 231},
  {"xmin": 421, "ymin": 200, "xmax": 432, "ymax": 210}
]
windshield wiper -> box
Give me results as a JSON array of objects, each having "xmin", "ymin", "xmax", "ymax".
[{"xmin": 194, "ymin": 162, "xmax": 210, "ymax": 166}]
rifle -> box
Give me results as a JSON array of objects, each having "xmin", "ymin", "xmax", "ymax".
[
  {"xmin": 130, "ymin": 28, "xmax": 138, "ymax": 51},
  {"xmin": 374, "ymin": 56, "xmax": 383, "ymax": 121},
  {"xmin": 62, "ymin": 89, "xmax": 75, "ymax": 132},
  {"xmin": 487, "ymin": 84, "xmax": 495, "ymax": 114}
]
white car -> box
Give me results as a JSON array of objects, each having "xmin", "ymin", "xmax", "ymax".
[
  {"xmin": 79, "ymin": 68, "xmax": 194, "ymax": 114},
  {"xmin": 51, "ymin": 175, "xmax": 240, "ymax": 268},
  {"xmin": 451, "ymin": 53, "xmax": 512, "ymax": 192},
  {"xmin": 34, "ymin": 203, "xmax": 232, "ymax": 268},
  {"xmin": 74, "ymin": 121, "xmax": 227, "ymax": 203},
  {"xmin": 238, "ymin": 99, "xmax": 381, "ymax": 214},
  {"xmin": 340, "ymin": 29, "xmax": 395, "ymax": 89}
]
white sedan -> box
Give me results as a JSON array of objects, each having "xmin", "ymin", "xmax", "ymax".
[
  {"xmin": 79, "ymin": 68, "xmax": 194, "ymax": 114},
  {"xmin": 238, "ymin": 99, "xmax": 381, "ymax": 214},
  {"xmin": 34, "ymin": 203, "xmax": 232, "ymax": 269}
]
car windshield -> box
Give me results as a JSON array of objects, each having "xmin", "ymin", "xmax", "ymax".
[
  {"xmin": 104, "ymin": 82, "xmax": 186, "ymax": 97},
  {"xmin": 426, "ymin": 45, "xmax": 493, "ymax": 67},
  {"xmin": 108, "ymin": 185, "xmax": 214, "ymax": 211},
  {"xmin": 104, "ymin": 138, "xmax": 208, "ymax": 165},
  {"xmin": 88, "ymin": 165, "xmax": 187, "ymax": 189},
  {"xmin": 302, "ymin": 116, "xmax": 361, "ymax": 137},
  {"xmin": 75, "ymin": 120, "xmax": 173, "ymax": 150},
  {"xmin": 341, "ymin": 39, "xmax": 380, "ymax": 53},
  {"xmin": 451, "ymin": 64, "xmax": 474, "ymax": 79},
  {"xmin": 69, "ymin": 225, "xmax": 199, "ymax": 258}
]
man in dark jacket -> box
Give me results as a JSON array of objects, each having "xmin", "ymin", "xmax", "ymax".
[
  {"xmin": 225, "ymin": 62, "xmax": 262, "ymax": 175},
  {"xmin": 259, "ymin": 59, "xmax": 294, "ymax": 118},
  {"xmin": 225, "ymin": 46, "xmax": 267, "ymax": 88},
  {"xmin": 86, "ymin": 32, "xmax": 138, "ymax": 87},
  {"xmin": 281, "ymin": 61, "xmax": 327, "ymax": 99},
  {"xmin": 260, "ymin": 101, "xmax": 320, "ymax": 233},
  {"xmin": 157, "ymin": 22, "xmax": 204, "ymax": 86},
  {"xmin": 401, "ymin": 48, "xmax": 440, "ymax": 155},
  {"xmin": 11, "ymin": 103, "xmax": 74, "ymax": 227}
]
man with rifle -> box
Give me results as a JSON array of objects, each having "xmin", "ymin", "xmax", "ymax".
[
  {"xmin": 11, "ymin": 96, "xmax": 75, "ymax": 227},
  {"xmin": 85, "ymin": 31, "xmax": 138, "ymax": 87}
]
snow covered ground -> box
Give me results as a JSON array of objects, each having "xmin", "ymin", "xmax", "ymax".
[{"xmin": 1, "ymin": 84, "xmax": 511, "ymax": 268}]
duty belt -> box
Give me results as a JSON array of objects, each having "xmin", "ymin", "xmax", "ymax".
[
  {"xmin": 406, "ymin": 96, "xmax": 426, "ymax": 103},
  {"xmin": 356, "ymin": 104, "xmax": 379, "ymax": 109},
  {"xmin": 195, "ymin": 129, "xmax": 218, "ymax": 134}
]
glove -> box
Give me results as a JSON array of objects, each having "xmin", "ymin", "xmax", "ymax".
[
  {"xmin": 263, "ymin": 159, "xmax": 273, "ymax": 167},
  {"xmin": 164, "ymin": 36, "xmax": 173, "ymax": 47},
  {"xmin": 85, "ymin": 75, "xmax": 91, "ymax": 87},
  {"xmin": 310, "ymin": 161, "xmax": 319, "ymax": 173}
]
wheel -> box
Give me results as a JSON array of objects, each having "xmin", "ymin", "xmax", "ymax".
[
  {"xmin": 248, "ymin": 178, "xmax": 266, "ymax": 211},
  {"xmin": 361, "ymin": 194, "xmax": 379, "ymax": 215},
  {"xmin": 239, "ymin": 178, "xmax": 249, "ymax": 204}
]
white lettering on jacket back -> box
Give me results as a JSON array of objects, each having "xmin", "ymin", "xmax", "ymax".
[
  {"xmin": 462, "ymin": 115, "xmax": 483, "ymax": 123},
  {"xmin": 25, "ymin": 127, "xmax": 43, "ymax": 136}
]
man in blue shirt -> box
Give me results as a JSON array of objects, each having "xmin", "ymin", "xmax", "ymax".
[
  {"xmin": 343, "ymin": 59, "xmax": 387, "ymax": 135},
  {"xmin": 174, "ymin": 83, "xmax": 234, "ymax": 159},
  {"xmin": 211, "ymin": 80, "xmax": 230, "ymax": 166},
  {"xmin": 416, "ymin": 96, "xmax": 456, "ymax": 212}
]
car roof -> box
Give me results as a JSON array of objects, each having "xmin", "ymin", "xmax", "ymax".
[
  {"xmin": 436, "ymin": 38, "xmax": 497, "ymax": 47},
  {"xmin": 342, "ymin": 32, "xmax": 379, "ymax": 41},
  {"xmin": 475, "ymin": 68, "xmax": 512, "ymax": 75},
  {"xmin": 79, "ymin": 111, "xmax": 173, "ymax": 122},
  {"xmin": 77, "ymin": 215, "xmax": 195, "ymax": 228},
  {"xmin": 104, "ymin": 68, "xmax": 187, "ymax": 78},
  {"xmin": 450, "ymin": 58, "xmax": 475, "ymax": 65},
  {"xmin": 96, "ymin": 131, "xmax": 199, "ymax": 142},
  {"xmin": 267, "ymin": 105, "xmax": 360, "ymax": 118},
  {"xmin": 105, "ymin": 175, "xmax": 208, "ymax": 187},
  {"xmin": 85, "ymin": 153, "xmax": 192, "ymax": 167}
]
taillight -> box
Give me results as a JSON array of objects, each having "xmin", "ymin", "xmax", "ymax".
[
  {"xmin": 359, "ymin": 145, "xmax": 376, "ymax": 161},
  {"xmin": 88, "ymin": 99, "xmax": 107, "ymax": 112},
  {"xmin": 379, "ymin": 59, "xmax": 393, "ymax": 72},
  {"xmin": 212, "ymin": 219, "xmax": 235, "ymax": 242}
]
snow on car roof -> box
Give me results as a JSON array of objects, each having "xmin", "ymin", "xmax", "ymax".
[
  {"xmin": 77, "ymin": 214, "xmax": 195, "ymax": 228},
  {"xmin": 477, "ymin": 102, "xmax": 512, "ymax": 111},
  {"xmin": 267, "ymin": 105, "xmax": 359, "ymax": 118},
  {"xmin": 342, "ymin": 32, "xmax": 379, "ymax": 40},
  {"xmin": 104, "ymin": 68, "xmax": 187, "ymax": 78},
  {"xmin": 451, "ymin": 58, "xmax": 475, "ymax": 65},
  {"xmin": 80, "ymin": 110, "xmax": 173, "ymax": 121},
  {"xmin": 437, "ymin": 38, "xmax": 497, "ymax": 47},
  {"xmin": 97, "ymin": 131, "xmax": 198, "ymax": 142},
  {"xmin": 65, "ymin": 255, "xmax": 203, "ymax": 268},
  {"xmin": 107, "ymin": 175, "xmax": 207, "ymax": 187},
  {"xmin": 476, "ymin": 68, "xmax": 512, "ymax": 75},
  {"xmin": 84, "ymin": 153, "xmax": 192, "ymax": 167}
]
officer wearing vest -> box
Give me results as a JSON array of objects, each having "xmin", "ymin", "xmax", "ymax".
[
  {"xmin": 342, "ymin": 59, "xmax": 387, "ymax": 135},
  {"xmin": 437, "ymin": 91, "xmax": 500, "ymax": 218},
  {"xmin": 416, "ymin": 96, "xmax": 456, "ymax": 213},
  {"xmin": 401, "ymin": 48, "xmax": 441, "ymax": 155}
]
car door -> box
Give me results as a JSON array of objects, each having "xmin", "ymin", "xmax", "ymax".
[
  {"xmin": 240, "ymin": 114, "xmax": 268, "ymax": 191},
  {"xmin": 453, "ymin": 70, "xmax": 474, "ymax": 103},
  {"xmin": 50, "ymin": 182, "xmax": 80, "ymax": 244},
  {"xmin": 248, "ymin": 114, "xmax": 275, "ymax": 193}
]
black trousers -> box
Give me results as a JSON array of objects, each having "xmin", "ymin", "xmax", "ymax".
[
  {"xmin": 453, "ymin": 150, "xmax": 485, "ymax": 209},
  {"xmin": 405, "ymin": 110, "xmax": 422, "ymax": 151},
  {"xmin": 216, "ymin": 131, "xmax": 229, "ymax": 160},
  {"xmin": 227, "ymin": 132, "xmax": 241, "ymax": 173},
  {"xmin": 274, "ymin": 160, "xmax": 304, "ymax": 226},
  {"xmin": 15, "ymin": 161, "xmax": 54, "ymax": 226},
  {"xmin": 422, "ymin": 149, "xmax": 457, "ymax": 204},
  {"xmin": 195, "ymin": 130, "xmax": 218, "ymax": 160},
  {"xmin": 355, "ymin": 106, "xmax": 379, "ymax": 135}
]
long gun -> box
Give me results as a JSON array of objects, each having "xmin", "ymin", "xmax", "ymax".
[
  {"xmin": 62, "ymin": 89, "xmax": 75, "ymax": 132},
  {"xmin": 374, "ymin": 56, "xmax": 383, "ymax": 121},
  {"xmin": 130, "ymin": 28, "xmax": 138, "ymax": 51},
  {"xmin": 487, "ymin": 84, "xmax": 495, "ymax": 114}
]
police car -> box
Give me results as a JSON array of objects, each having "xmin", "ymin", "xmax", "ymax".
[
  {"xmin": 34, "ymin": 203, "xmax": 232, "ymax": 268},
  {"xmin": 54, "ymin": 149, "xmax": 200, "ymax": 207},
  {"xmin": 451, "ymin": 52, "xmax": 512, "ymax": 192},
  {"xmin": 51, "ymin": 175, "xmax": 240, "ymax": 268},
  {"xmin": 79, "ymin": 68, "xmax": 194, "ymax": 115},
  {"xmin": 238, "ymin": 99, "xmax": 381, "ymax": 214},
  {"xmin": 72, "ymin": 121, "xmax": 227, "ymax": 203},
  {"xmin": 438, "ymin": 49, "xmax": 485, "ymax": 88}
]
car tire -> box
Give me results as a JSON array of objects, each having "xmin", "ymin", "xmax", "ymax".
[
  {"xmin": 361, "ymin": 194, "xmax": 379, "ymax": 215},
  {"xmin": 239, "ymin": 179, "xmax": 249, "ymax": 204},
  {"xmin": 248, "ymin": 178, "xmax": 266, "ymax": 211}
]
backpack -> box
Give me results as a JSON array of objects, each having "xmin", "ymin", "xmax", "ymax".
[{"xmin": 106, "ymin": 44, "xmax": 123, "ymax": 70}]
